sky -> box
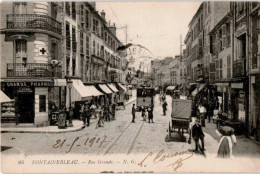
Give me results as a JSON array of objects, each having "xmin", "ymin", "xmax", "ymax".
[{"xmin": 96, "ymin": 1, "xmax": 201, "ymax": 60}]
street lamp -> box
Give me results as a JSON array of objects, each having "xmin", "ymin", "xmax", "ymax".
[{"xmin": 67, "ymin": 79, "xmax": 73, "ymax": 127}]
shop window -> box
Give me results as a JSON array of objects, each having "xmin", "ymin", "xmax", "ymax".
[{"xmin": 39, "ymin": 95, "xmax": 46, "ymax": 112}]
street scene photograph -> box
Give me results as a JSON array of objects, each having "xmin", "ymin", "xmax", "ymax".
[{"xmin": 1, "ymin": 1, "xmax": 260, "ymax": 173}]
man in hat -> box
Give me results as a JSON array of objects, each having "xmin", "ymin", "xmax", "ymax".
[
  {"xmin": 83, "ymin": 102, "xmax": 91, "ymax": 126},
  {"xmin": 132, "ymin": 104, "xmax": 136, "ymax": 123},
  {"xmin": 192, "ymin": 118, "xmax": 205, "ymax": 154}
]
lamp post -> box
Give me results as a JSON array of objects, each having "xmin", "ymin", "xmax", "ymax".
[{"xmin": 67, "ymin": 79, "xmax": 73, "ymax": 127}]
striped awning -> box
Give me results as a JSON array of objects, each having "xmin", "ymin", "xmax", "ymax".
[
  {"xmin": 0, "ymin": 90, "xmax": 12, "ymax": 103},
  {"xmin": 98, "ymin": 84, "xmax": 113, "ymax": 94},
  {"xmin": 107, "ymin": 83, "xmax": 119, "ymax": 93}
]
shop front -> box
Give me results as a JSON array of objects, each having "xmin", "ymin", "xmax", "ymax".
[
  {"xmin": 115, "ymin": 83, "xmax": 127, "ymax": 102},
  {"xmin": 231, "ymin": 82, "xmax": 246, "ymax": 122},
  {"xmin": 1, "ymin": 80, "xmax": 54, "ymax": 126},
  {"xmin": 107, "ymin": 83, "xmax": 119, "ymax": 103}
]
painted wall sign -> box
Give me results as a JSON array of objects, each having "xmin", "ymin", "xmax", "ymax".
[{"xmin": 4, "ymin": 81, "xmax": 54, "ymax": 87}]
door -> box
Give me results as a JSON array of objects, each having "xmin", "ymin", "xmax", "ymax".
[{"xmin": 17, "ymin": 91, "xmax": 34, "ymax": 123}]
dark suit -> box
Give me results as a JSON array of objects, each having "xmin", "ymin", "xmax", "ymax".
[
  {"xmin": 132, "ymin": 106, "xmax": 136, "ymax": 122},
  {"xmin": 192, "ymin": 123, "xmax": 205, "ymax": 152}
]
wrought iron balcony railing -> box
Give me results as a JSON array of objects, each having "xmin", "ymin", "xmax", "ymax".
[
  {"xmin": 6, "ymin": 14, "xmax": 62, "ymax": 35},
  {"xmin": 7, "ymin": 63, "xmax": 62, "ymax": 78}
]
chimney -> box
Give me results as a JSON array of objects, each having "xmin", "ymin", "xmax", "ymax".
[
  {"xmin": 108, "ymin": 23, "xmax": 116, "ymax": 36},
  {"xmin": 101, "ymin": 10, "xmax": 106, "ymax": 21}
]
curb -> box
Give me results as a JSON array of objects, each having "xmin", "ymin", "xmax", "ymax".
[{"xmin": 1, "ymin": 124, "xmax": 86, "ymax": 134}]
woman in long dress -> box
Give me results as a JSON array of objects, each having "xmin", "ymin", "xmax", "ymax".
[{"xmin": 216, "ymin": 126, "xmax": 237, "ymax": 158}]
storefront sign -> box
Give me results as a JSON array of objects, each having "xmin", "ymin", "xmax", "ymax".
[
  {"xmin": 231, "ymin": 83, "xmax": 243, "ymax": 89},
  {"xmin": 4, "ymin": 81, "xmax": 54, "ymax": 87}
]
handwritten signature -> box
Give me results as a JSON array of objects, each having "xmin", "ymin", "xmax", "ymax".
[
  {"xmin": 52, "ymin": 135, "xmax": 107, "ymax": 153},
  {"xmin": 138, "ymin": 150, "xmax": 194, "ymax": 171}
]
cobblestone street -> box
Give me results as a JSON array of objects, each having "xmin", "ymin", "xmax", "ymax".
[{"xmin": 0, "ymin": 95, "xmax": 214, "ymax": 157}]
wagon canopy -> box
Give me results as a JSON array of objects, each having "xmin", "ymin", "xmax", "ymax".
[{"xmin": 171, "ymin": 99, "xmax": 192, "ymax": 119}]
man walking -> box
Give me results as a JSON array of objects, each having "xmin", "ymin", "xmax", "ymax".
[
  {"xmin": 148, "ymin": 106, "xmax": 154, "ymax": 123},
  {"xmin": 132, "ymin": 104, "xmax": 136, "ymax": 123},
  {"xmin": 192, "ymin": 119, "xmax": 205, "ymax": 154},
  {"xmin": 162, "ymin": 100, "xmax": 168, "ymax": 116},
  {"xmin": 83, "ymin": 103, "xmax": 91, "ymax": 126},
  {"xmin": 198, "ymin": 103, "xmax": 206, "ymax": 127}
]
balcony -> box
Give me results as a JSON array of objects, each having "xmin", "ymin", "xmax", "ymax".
[
  {"xmin": 6, "ymin": 14, "xmax": 62, "ymax": 36},
  {"xmin": 233, "ymin": 59, "xmax": 245, "ymax": 78},
  {"xmin": 7, "ymin": 63, "xmax": 62, "ymax": 78}
]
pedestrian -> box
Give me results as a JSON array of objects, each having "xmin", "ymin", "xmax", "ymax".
[
  {"xmin": 90, "ymin": 102, "xmax": 97, "ymax": 119},
  {"xmin": 104, "ymin": 104, "xmax": 110, "ymax": 122},
  {"xmin": 83, "ymin": 103, "xmax": 91, "ymax": 126},
  {"xmin": 162, "ymin": 100, "xmax": 168, "ymax": 116},
  {"xmin": 111, "ymin": 103, "xmax": 116, "ymax": 120},
  {"xmin": 192, "ymin": 118, "xmax": 205, "ymax": 154},
  {"xmin": 141, "ymin": 106, "xmax": 146, "ymax": 121},
  {"xmin": 132, "ymin": 104, "xmax": 136, "ymax": 123},
  {"xmin": 198, "ymin": 103, "xmax": 207, "ymax": 127},
  {"xmin": 96, "ymin": 110, "xmax": 104, "ymax": 128},
  {"xmin": 216, "ymin": 125, "xmax": 237, "ymax": 158},
  {"xmin": 148, "ymin": 107, "xmax": 154, "ymax": 123},
  {"xmin": 207, "ymin": 100, "xmax": 214, "ymax": 123}
]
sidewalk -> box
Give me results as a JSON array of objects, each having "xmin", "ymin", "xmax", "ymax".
[
  {"xmin": 203, "ymin": 120, "xmax": 260, "ymax": 158},
  {"xmin": 1, "ymin": 120, "xmax": 85, "ymax": 134},
  {"xmin": 1, "ymin": 95, "xmax": 137, "ymax": 134}
]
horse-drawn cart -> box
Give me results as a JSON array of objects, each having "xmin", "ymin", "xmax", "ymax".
[{"xmin": 167, "ymin": 98, "xmax": 192, "ymax": 142}]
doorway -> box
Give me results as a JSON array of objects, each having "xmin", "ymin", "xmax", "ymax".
[{"xmin": 17, "ymin": 91, "xmax": 34, "ymax": 123}]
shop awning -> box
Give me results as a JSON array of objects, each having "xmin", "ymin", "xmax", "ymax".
[
  {"xmin": 98, "ymin": 84, "xmax": 113, "ymax": 94},
  {"xmin": 67, "ymin": 80, "xmax": 103, "ymax": 106},
  {"xmin": 117, "ymin": 83, "xmax": 127, "ymax": 92},
  {"xmin": 107, "ymin": 83, "xmax": 119, "ymax": 93},
  {"xmin": 54, "ymin": 79, "xmax": 67, "ymax": 86},
  {"xmin": 0, "ymin": 90, "xmax": 12, "ymax": 103},
  {"xmin": 166, "ymin": 86, "xmax": 175, "ymax": 90},
  {"xmin": 192, "ymin": 84, "xmax": 206, "ymax": 96}
]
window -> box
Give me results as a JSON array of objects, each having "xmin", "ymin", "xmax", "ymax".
[
  {"xmin": 65, "ymin": 2, "xmax": 70, "ymax": 16},
  {"xmin": 198, "ymin": 38, "xmax": 203, "ymax": 57},
  {"xmin": 39, "ymin": 95, "xmax": 46, "ymax": 112},
  {"xmin": 218, "ymin": 29, "xmax": 223, "ymax": 51},
  {"xmin": 210, "ymin": 35, "xmax": 216, "ymax": 54},
  {"xmin": 51, "ymin": 3, "xmax": 58, "ymax": 20},
  {"xmin": 85, "ymin": 10, "xmax": 90, "ymax": 29},
  {"xmin": 80, "ymin": 5, "xmax": 84, "ymax": 27},
  {"xmin": 93, "ymin": 18, "xmax": 96, "ymax": 32},
  {"xmin": 101, "ymin": 46, "xmax": 104, "ymax": 58},
  {"xmin": 85, "ymin": 61, "xmax": 89, "ymax": 82},
  {"xmin": 80, "ymin": 32, "xmax": 83, "ymax": 54},
  {"xmin": 237, "ymin": 2, "xmax": 245, "ymax": 16},
  {"xmin": 66, "ymin": 22, "xmax": 70, "ymax": 49},
  {"xmin": 252, "ymin": 14, "xmax": 259, "ymax": 69},
  {"xmin": 93, "ymin": 41, "xmax": 96, "ymax": 54},
  {"xmin": 81, "ymin": 55, "xmax": 84, "ymax": 80},
  {"xmin": 227, "ymin": 55, "xmax": 231, "ymax": 78},
  {"xmin": 96, "ymin": 20, "xmax": 99, "ymax": 35},
  {"xmin": 66, "ymin": 56, "xmax": 70, "ymax": 75},
  {"xmin": 86, "ymin": 36, "xmax": 90, "ymax": 56},
  {"xmin": 226, "ymin": 23, "xmax": 231, "ymax": 47},
  {"xmin": 101, "ymin": 26, "xmax": 104, "ymax": 39},
  {"xmin": 72, "ymin": 2, "xmax": 76, "ymax": 20},
  {"xmin": 105, "ymin": 32, "xmax": 108, "ymax": 43},
  {"xmin": 13, "ymin": 2, "xmax": 27, "ymax": 14},
  {"xmin": 15, "ymin": 39, "xmax": 27, "ymax": 63},
  {"xmin": 50, "ymin": 42, "xmax": 58, "ymax": 60},
  {"xmin": 72, "ymin": 27, "xmax": 76, "ymax": 52},
  {"xmin": 97, "ymin": 43, "xmax": 100, "ymax": 56},
  {"xmin": 72, "ymin": 59, "xmax": 76, "ymax": 76},
  {"xmin": 208, "ymin": 2, "xmax": 211, "ymax": 13}
]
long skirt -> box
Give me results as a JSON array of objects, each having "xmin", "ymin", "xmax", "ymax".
[{"xmin": 217, "ymin": 136, "xmax": 233, "ymax": 158}]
